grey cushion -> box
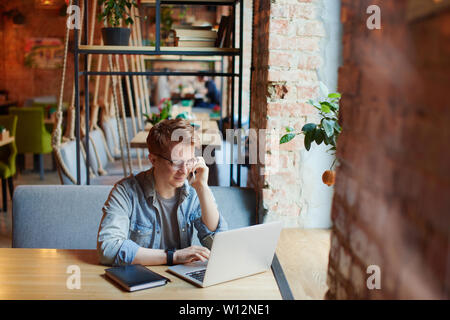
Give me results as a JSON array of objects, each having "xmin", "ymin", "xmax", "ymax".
[
  {"xmin": 192, "ymin": 187, "xmax": 256, "ymax": 246},
  {"xmin": 12, "ymin": 185, "xmax": 112, "ymax": 249},
  {"xmin": 57, "ymin": 140, "xmax": 118, "ymax": 185},
  {"xmin": 86, "ymin": 129, "xmax": 110, "ymax": 175},
  {"xmin": 57, "ymin": 140, "xmax": 89, "ymax": 185},
  {"xmin": 101, "ymin": 118, "xmax": 144, "ymax": 160},
  {"xmin": 12, "ymin": 185, "xmax": 256, "ymax": 249},
  {"xmin": 87, "ymin": 130, "xmax": 151, "ymax": 176}
]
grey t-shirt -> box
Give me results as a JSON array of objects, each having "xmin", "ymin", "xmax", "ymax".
[{"xmin": 155, "ymin": 190, "xmax": 181, "ymax": 250}]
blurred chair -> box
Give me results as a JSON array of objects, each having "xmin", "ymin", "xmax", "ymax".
[
  {"xmin": 0, "ymin": 115, "xmax": 17, "ymax": 211},
  {"xmin": 9, "ymin": 107, "xmax": 52, "ymax": 180}
]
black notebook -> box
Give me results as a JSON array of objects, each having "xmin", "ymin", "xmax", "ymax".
[{"xmin": 105, "ymin": 265, "xmax": 171, "ymax": 292}]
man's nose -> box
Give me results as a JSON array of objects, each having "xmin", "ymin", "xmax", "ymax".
[{"xmin": 177, "ymin": 162, "xmax": 188, "ymax": 174}]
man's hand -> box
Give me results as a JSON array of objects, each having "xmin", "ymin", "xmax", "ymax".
[
  {"xmin": 189, "ymin": 157, "xmax": 209, "ymax": 190},
  {"xmin": 174, "ymin": 246, "xmax": 210, "ymax": 264}
]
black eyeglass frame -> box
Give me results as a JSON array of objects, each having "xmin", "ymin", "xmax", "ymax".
[{"xmin": 152, "ymin": 153, "xmax": 197, "ymax": 170}]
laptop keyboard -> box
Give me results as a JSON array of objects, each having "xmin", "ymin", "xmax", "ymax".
[{"xmin": 186, "ymin": 269, "xmax": 206, "ymax": 282}]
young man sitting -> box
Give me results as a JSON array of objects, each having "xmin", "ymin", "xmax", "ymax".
[{"xmin": 97, "ymin": 119, "xmax": 228, "ymax": 266}]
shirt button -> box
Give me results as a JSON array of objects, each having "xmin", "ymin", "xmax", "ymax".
[{"xmin": 182, "ymin": 228, "xmax": 186, "ymax": 232}]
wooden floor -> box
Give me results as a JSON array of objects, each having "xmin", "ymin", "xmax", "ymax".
[{"xmin": 276, "ymin": 229, "xmax": 331, "ymax": 300}]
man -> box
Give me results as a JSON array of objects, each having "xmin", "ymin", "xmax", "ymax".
[
  {"xmin": 195, "ymin": 75, "xmax": 221, "ymax": 109},
  {"xmin": 97, "ymin": 119, "xmax": 228, "ymax": 266}
]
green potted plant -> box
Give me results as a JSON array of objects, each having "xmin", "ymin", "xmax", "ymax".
[
  {"xmin": 280, "ymin": 92, "xmax": 342, "ymax": 186},
  {"xmin": 143, "ymin": 98, "xmax": 173, "ymax": 125},
  {"xmin": 97, "ymin": 0, "xmax": 138, "ymax": 46}
]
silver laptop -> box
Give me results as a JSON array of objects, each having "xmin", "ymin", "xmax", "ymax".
[{"xmin": 167, "ymin": 221, "xmax": 283, "ymax": 288}]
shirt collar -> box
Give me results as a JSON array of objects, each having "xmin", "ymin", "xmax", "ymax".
[{"xmin": 137, "ymin": 168, "xmax": 190, "ymax": 204}]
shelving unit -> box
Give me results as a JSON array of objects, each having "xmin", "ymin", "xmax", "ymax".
[{"xmin": 73, "ymin": 0, "xmax": 244, "ymax": 186}]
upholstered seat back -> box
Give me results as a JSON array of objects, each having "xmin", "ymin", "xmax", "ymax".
[{"xmin": 12, "ymin": 185, "xmax": 257, "ymax": 249}]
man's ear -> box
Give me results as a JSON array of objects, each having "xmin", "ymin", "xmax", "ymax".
[{"xmin": 148, "ymin": 153, "xmax": 157, "ymax": 166}]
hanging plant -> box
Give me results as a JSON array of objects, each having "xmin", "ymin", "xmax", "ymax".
[{"xmin": 280, "ymin": 92, "xmax": 342, "ymax": 186}]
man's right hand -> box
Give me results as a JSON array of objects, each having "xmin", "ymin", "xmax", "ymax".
[{"xmin": 173, "ymin": 246, "xmax": 210, "ymax": 264}]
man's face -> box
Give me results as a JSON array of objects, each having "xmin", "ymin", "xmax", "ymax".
[{"xmin": 149, "ymin": 143, "xmax": 196, "ymax": 188}]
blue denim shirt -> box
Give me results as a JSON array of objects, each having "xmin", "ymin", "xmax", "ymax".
[{"xmin": 97, "ymin": 168, "xmax": 228, "ymax": 266}]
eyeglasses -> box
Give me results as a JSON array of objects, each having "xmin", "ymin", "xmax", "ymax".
[{"xmin": 154, "ymin": 153, "xmax": 197, "ymax": 171}]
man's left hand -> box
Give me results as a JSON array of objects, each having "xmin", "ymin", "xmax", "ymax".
[{"xmin": 189, "ymin": 157, "xmax": 208, "ymax": 190}]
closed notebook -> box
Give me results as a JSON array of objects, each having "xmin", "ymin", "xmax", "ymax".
[{"xmin": 105, "ymin": 264, "xmax": 170, "ymax": 292}]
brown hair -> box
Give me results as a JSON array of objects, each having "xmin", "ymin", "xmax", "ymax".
[{"xmin": 146, "ymin": 118, "xmax": 198, "ymax": 156}]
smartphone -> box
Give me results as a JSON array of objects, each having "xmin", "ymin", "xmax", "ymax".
[{"xmin": 188, "ymin": 171, "xmax": 195, "ymax": 184}]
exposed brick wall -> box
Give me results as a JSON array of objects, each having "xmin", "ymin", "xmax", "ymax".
[
  {"xmin": 0, "ymin": 0, "xmax": 74, "ymax": 106},
  {"xmin": 326, "ymin": 0, "xmax": 450, "ymax": 299},
  {"xmin": 249, "ymin": 0, "xmax": 324, "ymax": 223}
]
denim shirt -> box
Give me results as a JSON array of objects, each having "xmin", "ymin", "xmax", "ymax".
[{"xmin": 97, "ymin": 168, "xmax": 228, "ymax": 266}]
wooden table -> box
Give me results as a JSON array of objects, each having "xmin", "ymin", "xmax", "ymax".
[
  {"xmin": 0, "ymin": 228, "xmax": 330, "ymax": 300},
  {"xmin": 135, "ymin": 120, "xmax": 222, "ymax": 148},
  {"xmin": 0, "ymin": 249, "xmax": 281, "ymax": 300},
  {"xmin": 144, "ymin": 120, "xmax": 219, "ymax": 132},
  {"xmin": 194, "ymin": 112, "xmax": 221, "ymax": 121},
  {"xmin": 0, "ymin": 136, "xmax": 14, "ymax": 147}
]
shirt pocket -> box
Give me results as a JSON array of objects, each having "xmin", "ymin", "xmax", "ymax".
[{"xmin": 129, "ymin": 222, "xmax": 153, "ymax": 248}]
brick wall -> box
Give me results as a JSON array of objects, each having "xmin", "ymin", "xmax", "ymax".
[
  {"xmin": 326, "ymin": 0, "xmax": 450, "ymax": 299},
  {"xmin": 0, "ymin": 0, "xmax": 73, "ymax": 105},
  {"xmin": 249, "ymin": 0, "xmax": 325, "ymax": 224}
]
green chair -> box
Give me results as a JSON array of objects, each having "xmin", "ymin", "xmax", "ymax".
[
  {"xmin": 0, "ymin": 115, "xmax": 18, "ymax": 212},
  {"xmin": 9, "ymin": 107, "xmax": 52, "ymax": 180}
]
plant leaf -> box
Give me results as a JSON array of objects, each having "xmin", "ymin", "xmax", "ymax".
[
  {"xmin": 304, "ymin": 130, "xmax": 313, "ymax": 151},
  {"xmin": 328, "ymin": 93, "xmax": 341, "ymax": 99},
  {"xmin": 314, "ymin": 128, "xmax": 324, "ymax": 145},
  {"xmin": 307, "ymin": 99, "xmax": 321, "ymax": 110},
  {"xmin": 285, "ymin": 126, "xmax": 294, "ymax": 133},
  {"xmin": 280, "ymin": 133, "xmax": 296, "ymax": 144},
  {"xmin": 321, "ymin": 101, "xmax": 337, "ymax": 112},
  {"xmin": 322, "ymin": 119, "xmax": 335, "ymax": 137},
  {"xmin": 320, "ymin": 103, "xmax": 331, "ymax": 114},
  {"xmin": 302, "ymin": 123, "xmax": 316, "ymax": 133}
]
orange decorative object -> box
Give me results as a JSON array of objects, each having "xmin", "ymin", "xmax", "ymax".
[{"xmin": 322, "ymin": 170, "xmax": 336, "ymax": 186}]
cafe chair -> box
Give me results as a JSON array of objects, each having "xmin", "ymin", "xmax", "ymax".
[
  {"xmin": 9, "ymin": 107, "xmax": 52, "ymax": 180},
  {"xmin": 0, "ymin": 115, "xmax": 18, "ymax": 212},
  {"xmin": 101, "ymin": 117, "xmax": 143, "ymax": 160},
  {"xmin": 86, "ymin": 129, "xmax": 147, "ymax": 177},
  {"xmin": 12, "ymin": 185, "xmax": 256, "ymax": 249},
  {"xmin": 56, "ymin": 140, "xmax": 123, "ymax": 186}
]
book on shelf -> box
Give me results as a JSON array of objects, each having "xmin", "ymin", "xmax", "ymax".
[
  {"xmin": 215, "ymin": 15, "xmax": 233, "ymax": 48},
  {"xmin": 172, "ymin": 24, "xmax": 213, "ymax": 31},
  {"xmin": 176, "ymin": 39, "xmax": 216, "ymax": 47},
  {"xmin": 173, "ymin": 29, "xmax": 217, "ymax": 39}
]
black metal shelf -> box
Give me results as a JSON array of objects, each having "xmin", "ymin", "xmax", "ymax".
[
  {"xmin": 141, "ymin": 0, "xmax": 239, "ymax": 6},
  {"xmin": 73, "ymin": 0, "xmax": 244, "ymax": 187},
  {"xmin": 77, "ymin": 45, "xmax": 240, "ymax": 56},
  {"xmin": 80, "ymin": 70, "xmax": 238, "ymax": 77}
]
